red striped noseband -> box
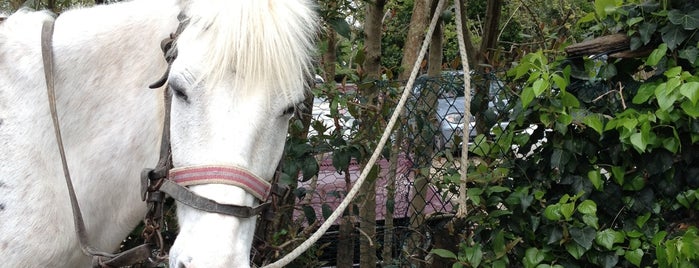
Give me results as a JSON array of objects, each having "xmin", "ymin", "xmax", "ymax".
[{"xmin": 169, "ymin": 165, "xmax": 271, "ymax": 201}]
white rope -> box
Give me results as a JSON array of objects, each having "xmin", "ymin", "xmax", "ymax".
[
  {"xmin": 261, "ymin": 0, "xmax": 449, "ymax": 266},
  {"xmin": 454, "ymin": 0, "xmax": 472, "ymax": 218}
]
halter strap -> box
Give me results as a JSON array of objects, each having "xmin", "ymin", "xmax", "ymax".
[{"xmin": 170, "ymin": 165, "xmax": 271, "ymax": 201}]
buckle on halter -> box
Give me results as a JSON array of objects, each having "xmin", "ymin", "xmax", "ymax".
[{"xmin": 140, "ymin": 168, "xmax": 167, "ymax": 201}]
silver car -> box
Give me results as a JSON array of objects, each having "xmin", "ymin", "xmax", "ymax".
[{"xmin": 410, "ymin": 71, "xmax": 509, "ymax": 150}]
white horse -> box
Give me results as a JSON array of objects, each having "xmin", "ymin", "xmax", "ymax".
[{"xmin": 0, "ymin": 0, "xmax": 316, "ymax": 267}]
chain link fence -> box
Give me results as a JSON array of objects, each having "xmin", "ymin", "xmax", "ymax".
[{"xmin": 275, "ymin": 70, "xmax": 516, "ymax": 267}]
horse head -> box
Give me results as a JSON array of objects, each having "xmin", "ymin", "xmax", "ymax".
[{"xmin": 162, "ymin": 1, "xmax": 316, "ymax": 267}]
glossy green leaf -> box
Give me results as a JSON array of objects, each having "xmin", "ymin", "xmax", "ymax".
[
  {"xmin": 583, "ymin": 114, "xmax": 604, "ymax": 134},
  {"xmin": 595, "ymin": 229, "xmax": 626, "ymax": 250},
  {"xmin": 636, "ymin": 212, "xmax": 650, "ymax": 228},
  {"xmin": 679, "ymin": 47, "xmax": 698, "ymax": 65},
  {"xmin": 639, "ymin": 22, "xmax": 657, "ymax": 45},
  {"xmin": 565, "ymin": 242, "xmax": 586, "ymax": 260},
  {"xmin": 627, "ymin": 16, "xmax": 644, "ymax": 26},
  {"xmin": 524, "ymin": 248, "xmax": 545, "ymax": 267},
  {"xmin": 463, "ymin": 244, "xmax": 483, "ymax": 267},
  {"xmin": 680, "ymin": 82, "xmax": 699, "ymax": 105},
  {"xmin": 588, "ymin": 169, "xmax": 603, "ymax": 190},
  {"xmin": 632, "ymin": 83, "xmax": 656, "ymax": 104},
  {"xmin": 544, "ymin": 204, "xmax": 562, "ymax": 221},
  {"xmin": 578, "ymin": 200, "xmax": 598, "ymax": 215},
  {"xmin": 681, "ymin": 100, "xmax": 699, "ymax": 118},
  {"xmin": 661, "ymin": 24, "xmax": 687, "ymax": 50},
  {"xmin": 583, "ymin": 214, "xmax": 600, "ymax": 230},
  {"xmin": 552, "ymin": 73, "xmax": 568, "ymax": 91},
  {"xmin": 522, "ymin": 87, "xmax": 535, "ymax": 108},
  {"xmin": 532, "ymin": 79, "xmax": 549, "ymax": 97},
  {"xmin": 655, "ymin": 82, "xmax": 678, "ymax": 111},
  {"xmin": 493, "ymin": 230, "xmax": 507, "ymax": 258},
  {"xmin": 431, "ymin": 248, "xmax": 457, "ymax": 259},
  {"xmin": 570, "ymin": 227, "xmax": 596, "ymax": 250},
  {"xmin": 646, "ymin": 43, "xmax": 667, "ymax": 66},
  {"xmin": 561, "ymin": 202, "xmax": 575, "ymax": 220},
  {"xmin": 560, "ymin": 91, "xmax": 580, "ymax": 108},
  {"xmin": 668, "ymin": 9, "xmax": 699, "ymax": 30},
  {"xmin": 611, "ymin": 166, "xmax": 625, "ymax": 185},
  {"xmin": 630, "ymin": 132, "xmax": 647, "ymax": 152},
  {"xmin": 624, "ymin": 249, "xmax": 643, "ymax": 266}
]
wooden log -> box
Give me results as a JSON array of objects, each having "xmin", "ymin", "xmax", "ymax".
[{"xmin": 565, "ymin": 33, "xmax": 630, "ymax": 57}]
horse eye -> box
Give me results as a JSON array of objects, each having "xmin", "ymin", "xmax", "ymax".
[
  {"xmin": 282, "ymin": 105, "xmax": 295, "ymax": 116},
  {"xmin": 170, "ymin": 85, "xmax": 188, "ymax": 101}
]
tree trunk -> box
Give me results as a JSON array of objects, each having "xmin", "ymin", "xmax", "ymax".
[
  {"xmin": 357, "ymin": 1, "xmax": 387, "ymax": 267},
  {"xmin": 322, "ymin": 16, "xmax": 338, "ymax": 83},
  {"xmin": 458, "ymin": 0, "xmax": 478, "ymax": 67},
  {"xmin": 473, "ymin": 0, "xmax": 502, "ymax": 136},
  {"xmin": 398, "ymin": 0, "xmax": 431, "ymax": 81}
]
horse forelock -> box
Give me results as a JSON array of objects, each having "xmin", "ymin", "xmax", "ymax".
[{"xmin": 178, "ymin": 0, "xmax": 318, "ymax": 103}]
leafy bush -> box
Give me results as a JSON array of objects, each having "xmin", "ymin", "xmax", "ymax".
[{"xmin": 432, "ymin": 0, "xmax": 699, "ymax": 267}]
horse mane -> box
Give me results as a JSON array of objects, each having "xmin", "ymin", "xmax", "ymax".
[{"xmin": 180, "ymin": 0, "xmax": 317, "ymax": 103}]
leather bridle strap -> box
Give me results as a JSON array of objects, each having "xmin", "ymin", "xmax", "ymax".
[{"xmin": 41, "ymin": 19, "xmax": 153, "ymax": 268}]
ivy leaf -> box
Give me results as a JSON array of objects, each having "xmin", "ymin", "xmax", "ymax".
[
  {"xmin": 588, "ymin": 169, "xmax": 603, "ymax": 190},
  {"xmin": 578, "ymin": 200, "xmax": 598, "ymax": 215},
  {"xmin": 660, "ymin": 24, "xmax": 688, "ymax": 50},
  {"xmin": 561, "ymin": 202, "xmax": 576, "ymax": 220},
  {"xmin": 583, "ymin": 214, "xmax": 600, "ymax": 230},
  {"xmin": 668, "ymin": 9, "xmax": 699, "ymax": 30},
  {"xmin": 630, "ymin": 36, "xmax": 643, "ymax": 51},
  {"xmin": 679, "ymin": 47, "xmax": 698, "ymax": 65},
  {"xmin": 655, "ymin": 82, "xmax": 677, "ymax": 111},
  {"xmin": 646, "ymin": 43, "xmax": 667, "ymax": 66},
  {"xmin": 630, "ymin": 132, "xmax": 647, "ymax": 152},
  {"xmin": 524, "ymin": 248, "xmax": 545, "ymax": 267},
  {"xmin": 624, "ymin": 249, "xmax": 644, "ymax": 266},
  {"xmin": 638, "ymin": 22, "xmax": 657, "ymax": 45},
  {"xmin": 570, "ymin": 227, "xmax": 596, "ymax": 250},
  {"xmin": 611, "ymin": 166, "xmax": 625, "ymax": 185},
  {"xmin": 600, "ymin": 253, "xmax": 619, "ymax": 268},
  {"xmin": 544, "ymin": 204, "xmax": 562, "ymax": 221},
  {"xmin": 627, "ymin": 17, "xmax": 644, "ymax": 27},
  {"xmin": 583, "ymin": 114, "xmax": 604, "ymax": 134},
  {"xmin": 632, "ymin": 83, "xmax": 657, "ymax": 104},
  {"xmin": 681, "ymin": 101, "xmax": 699, "ymax": 118},
  {"xmin": 595, "ymin": 229, "xmax": 626, "ymax": 250},
  {"xmin": 680, "ymin": 82, "xmax": 699, "ymax": 105},
  {"xmin": 546, "ymin": 226, "xmax": 564, "ymax": 245},
  {"xmin": 565, "ymin": 242, "xmax": 586, "ymax": 259}
]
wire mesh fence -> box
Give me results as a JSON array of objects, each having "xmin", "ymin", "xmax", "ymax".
[{"xmin": 266, "ymin": 70, "xmax": 517, "ymax": 267}]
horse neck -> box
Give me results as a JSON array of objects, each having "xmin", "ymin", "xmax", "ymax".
[{"xmin": 51, "ymin": 0, "xmax": 180, "ymax": 247}]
